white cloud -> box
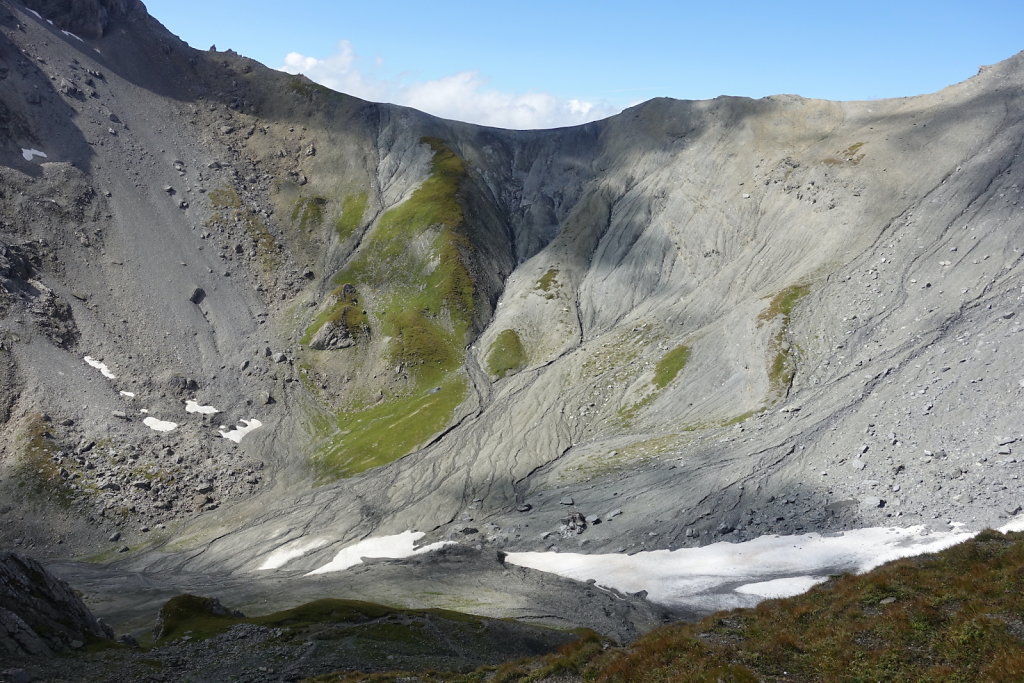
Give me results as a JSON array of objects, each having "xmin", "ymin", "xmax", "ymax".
[{"xmin": 278, "ymin": 41, "xmax": 621, "ymax": 130}]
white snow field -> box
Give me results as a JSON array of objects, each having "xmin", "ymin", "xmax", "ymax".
[{"xmin": 507, "ymin": 524, "xmax": 978, "ymax": 612}]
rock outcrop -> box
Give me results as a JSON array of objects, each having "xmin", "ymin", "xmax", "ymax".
[
  {"xmin": 0, "ymin": 552, "xmax": 113, "ymax": 657},
  {"xmin": 22, "ymin": 0, "xmax": 140, "ymax": 39}
]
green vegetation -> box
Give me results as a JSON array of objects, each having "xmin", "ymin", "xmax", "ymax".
[
  {"xmin": 15, "ymin": 413, "xmax": 81, "ymax": 506},
  {"xmin": 154, "ymin": 596, "xmax": 393, "ymax": 643},
  {"xmin": 823, "ymin": 141, "xmax": 867, "ymax": 166},
  {"xmin": 310, "ymin": 138, "xmax": 475, "ymax": 480},
  {"xmin": 758, "ymin": 283, "xmax": 810, "ymax": 399},
  {"xmin": 536, "ymin": 268, "xmax": 559, "ymax": 299},
  {"xmin": 291, "ymin": 195, "xmax": 328, "ymax": 232},
  {"xmin": 207, "ymin": 186, "xmax": 280, "ymax": 269},
  {"xmin": 336, "ymin": 191, "xmax": 368, "ymax": 241},
  {"xmin": 301, "ymin": 284, "xmax": 369, "ymax": 346},
  {"xmin": 486, "ymin": 329, "xmax": 526, "ymax": 378},
  {"xmin": 312, "ymin": 377, "xmax": 467, "ymax": 480},
  {"xmin": 653, "ymin": 344, "xmax": 691, "ymax": 389},
  {"xmin": 617, "ymin": 343, "xmax": 691, "ymax": 425}
]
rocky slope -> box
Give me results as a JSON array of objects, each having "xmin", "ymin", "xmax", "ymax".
[{"xmin": 1, "ymin": 0, "xmax": 1024, "ymax": 646}]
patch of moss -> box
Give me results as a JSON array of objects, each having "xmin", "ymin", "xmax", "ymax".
[
  {"xmin": 822, "ymin": 141, "xmax": 867, "ymax": 166},
  {"xmin": 652, "ymin": 344, "xmax": 691, "ymax": 389},
  {"xmin": 15, "ymin": 414, "xmax": 79, "ymax": 506},
  {"xmin": 313, "ymin": 376, "xmax": 468, "ymax": 480},
  {"xmin": 535, "ymin": 268, "xmax": 560, "ymax": 299},
  {"xmin": 302, "ymin": 284, "xmax": 369, "ymax": 346},
  {"xmin": 292, "ymin": 195, "xmax": 328, "ymax": 232},
  {"xmin": 336, "ymin": 192, "xmax": 368, "ymax": 241},
  {"xmin": 758, "ymin": 283, "xmax": 810, "ymax": 399},
  {"xmin": 487, "ymin": 329, "xmax": 526, "ymax": 379}
]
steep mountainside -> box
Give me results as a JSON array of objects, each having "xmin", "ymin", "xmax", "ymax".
[{"xmin": 2, "ymin": 0, "xmax": 1024, "ymax": 643}]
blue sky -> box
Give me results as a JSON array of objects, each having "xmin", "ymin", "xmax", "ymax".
[{"xmin": 143, "ymin": 0, "xmax": 1024, "ymax": 129}]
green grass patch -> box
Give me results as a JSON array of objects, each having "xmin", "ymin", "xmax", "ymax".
[
  {"xmin": 486, "ymin": 329, "xmax": 526, "ymax": 379},
  {"xmin": 653, "ymin": 344, "xmax": 691, "ymax": 389},
  {"xmin": 336, "ymin": 192, "xmax": 368, "ymax": 241},
  {"xmin": 291, "ymin": 195, "xmax": 328, "ymax": 232},
  {"xmin": 310, "ymin": 138, "xmax": 475, "ymax": 478},
  {"xmin": 313, "ymin": 376, "xmax": 468, "ymax": 479},
  {"xmin": 758, "ymin": 283, "xmax": 810, "ymax": 399},
  {"xmin": 536, "ymin": 268, "xmax": 558, "ymax": 291},
  {"xmin": 302, "ymin": 284, "xmax": 369, "ymax": 346},
  {"xmin": 536, "ymin": 268, "xmax": 559, "ymax": 299},
  {"xmin": 822, "ymin": 141, "xmax": 867, "ymax": 166}
]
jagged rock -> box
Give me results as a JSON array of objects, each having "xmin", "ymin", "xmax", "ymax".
[
  {"xmin": 0, "ymin": 552, "xmax": 113, "ymax": 657},
  {"xmin": 308, "ymin": 321, "xmax": 354, "ymax": 350}
]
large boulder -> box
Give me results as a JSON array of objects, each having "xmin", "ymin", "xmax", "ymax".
[{"xmin": 0, "ymin": 552, "xmax": 113, "ymax": 657}]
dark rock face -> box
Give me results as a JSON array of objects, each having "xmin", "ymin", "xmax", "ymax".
[
  {"xmin": 0, "ymin": 552, "xmax": 113, "ymax": 657},
  {"xmin": 23, "ymin": 0, "xmax": 140, "ymax": 39}
]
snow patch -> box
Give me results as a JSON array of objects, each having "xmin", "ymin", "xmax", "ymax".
[
  {"xmin": 25, "ymin": 9, "xmax": 41, "ymax": 20},
  {"xmin": 735, "ymin": 576, "xmax": 829, "ymax": 599},
  {"xmin": 258, "ymin": 538, "xmax": 330, "ymax": 570},
  {"xmin": 998, "ymin": 517, "xmax": 1024, "ymax": 533},
  {"xmin": 185, "ymin": 399, "xmax": 219, "ymax": 415},
  {"xmin": 84, "ymin": 356, "xmax": 115, "ymax": 379},
  {"xmin": 506, "ymin": 525, "xmax": 974, "ymax": 612},
  {"xmin": 140, "ymin": 409, "xmax": 149, "ymax": 414},
  {"xmin": 143, "ymin": 416, "xmax": 178, "ymax": 432},
  {"xmin": 305, "ymin": 531, "xmax": 453, "ymax": 576},
  {"xmin": 119, "ymin": 391, "xmax": 135, "ymax": 398},
  {"xmin": 61, "ymin": 30, "xmax": 84, "ymax": 42},
  {"xmin": 218, "ymin": 419, "xmax": 262, "ymax": 443},
  {"xmin": 21, "ymin": 148, "xmax": 47, "ymax": 161}
]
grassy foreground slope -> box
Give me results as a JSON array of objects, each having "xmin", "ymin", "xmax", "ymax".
[{"xmin": 314, "ymin": 529, "xmax": 1024, "ymax": 682}]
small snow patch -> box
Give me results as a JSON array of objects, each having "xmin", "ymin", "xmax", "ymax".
[
  {"xmin": 735, "ymin": 575, "xmax": 828, "ymax": 599},
  {"xmin": 185, "ymin": 399, "xmax": 219, "ymax": 415},
  {"xmin": 26, "ymin": 9, "xmax": 41, "ymax": 20},
  {"xmin": 306, "ymin": 531, "xmax": 453, "ymax": 575},
  {"xmin": 61, "ymin": 30, "xmax": 84, "ymax": 42},
  {"xmin": 258, "ymin": 538, "xmax": 329, "ymax": 570},
  {"xmin": 219, "ymin": 419, "xmax": 262, "ymax": 443},
  {"xmin": 119, "ymin": 391, "xmax": 135, "ymax": 398},
  {"xmin": 21, "ymin": 148, "xmax": 47, "ymax": 161},
  {"xmin": 84, "ymin": 356, "xmax": 115, "ymax": 379},
  {"xmin": 143, "ymin": 416, "xmax": 178, "ymax": 432}
]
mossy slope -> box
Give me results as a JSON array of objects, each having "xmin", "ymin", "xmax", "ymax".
[{"xmin": 309, "ymin": 138, "xmax": 478, "ymax": 479}]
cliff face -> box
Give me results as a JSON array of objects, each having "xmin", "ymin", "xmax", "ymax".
[
  {"xmin": 0, "ymin": 552, "xmax": 113, "ymax": 656},
  {"xmin": 1, "ymin": 0, "xmax": 1024, "ymax": 610}
]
